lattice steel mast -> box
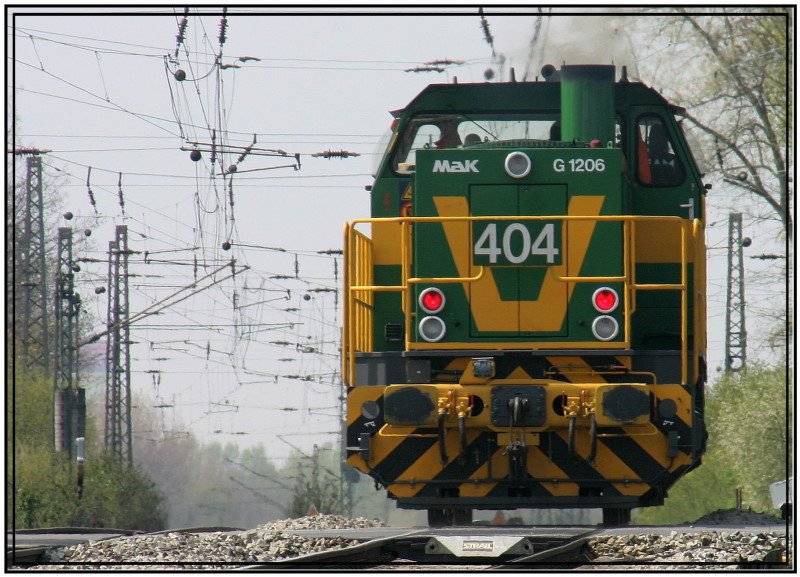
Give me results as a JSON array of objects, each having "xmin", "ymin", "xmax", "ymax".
[
  {"xmin": 53, "ymin": 227, "xmax": 84, "ymax": 456},
  {"xmin": 19, "ymin": 154, "xmax": 51, "ymax": 374},
  {"xmin": 724, "ymin": 212, "xmax": 747, "ymax": 373},
  {"xmin": 104, "ymin": 225, "xmax": 132, "ymax": 466}
]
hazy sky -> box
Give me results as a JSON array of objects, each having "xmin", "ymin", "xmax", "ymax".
[{"xmin": 10, "ymin": 6, "xmax": 787, "ymax": 461}]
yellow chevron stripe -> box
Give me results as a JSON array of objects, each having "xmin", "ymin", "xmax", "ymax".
[
  {"xmin": 444, "ymin": 358, "xmax": 470, "ymax": 371},
  {"xmin": 546, "ymin": 356, "xmax": 607, "ymax": 383},
  {"xmin": 628, "ymin": 384, "xmax": 695, "ymax": 472},
  {"xmin": 459, "ymin": 448, "xmax": 502, "ymax": 497},
  {"xmin": 528, "ymin": 446, "xmax": 579, "ymax": 495},
  {"xmin": 459, "ymin": 447, "xmax": 508, "ymax": 497},
  {"xmin": 566, "ymin": 431, "xmax": 650, "ymax": 496},
  {"xmin": 506, "ymin": 367, "xmax": 533, "ymax": 379},
  {"xmin": 346, "ymin": 424, "xmax": 415, "ymax": 473},
  {"xmin": 389, "ymin": 430, "xmax": 482, "ymax": 497}
]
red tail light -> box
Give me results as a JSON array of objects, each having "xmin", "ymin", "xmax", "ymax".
[
  {"xmin": 419, "ymin": 287, "xmax": 445, "ymax": 314},
  {"xmin": 593, "ymin": 287, "xmax": 619, "ymax": 313}
]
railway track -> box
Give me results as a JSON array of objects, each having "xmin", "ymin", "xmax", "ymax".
[
  {"xmin": 6, "ymin": 527, "xmax": 142, "ymax": 565},
  {"xmin": 239, "ymin": 526, "xmax": 598, "ymax": 569},
  {"xmin": 8, "ymin": 520, "xmax": 791, "ymax": 570}
]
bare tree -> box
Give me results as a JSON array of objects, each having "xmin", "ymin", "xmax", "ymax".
[{"xmin": 636, "ymin": 9, "xmax": 791, "ymax": 238}]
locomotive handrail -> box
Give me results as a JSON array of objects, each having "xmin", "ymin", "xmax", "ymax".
[
  {"xmin": 347, "ymin": 214, "xmax": 688, "ymax": 224},
  {"xmin": 343, "ymin": 214, "xmax": 699, "ymax": 386}
]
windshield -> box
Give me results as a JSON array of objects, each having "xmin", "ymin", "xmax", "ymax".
[{"xmin": 392, "ymin": 113, "xmax": 559, "ymax": 174}]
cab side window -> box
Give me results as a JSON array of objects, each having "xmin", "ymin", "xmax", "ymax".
[
  {"xmin": 396, "ymin": 124, "xmax": 441, "ymax": 174},
  {"xmin": 636, "ymin": 116, "xmax": 685, "ymax": 187}
]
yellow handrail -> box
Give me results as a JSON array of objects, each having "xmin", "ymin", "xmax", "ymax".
[{"xmin": 342, "ymin": 214, "xmax": 699, "ymax": 386}]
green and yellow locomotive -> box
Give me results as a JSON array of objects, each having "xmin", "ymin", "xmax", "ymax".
[{"xmin": 343, "ymin": 64, "xmax": 707, "ymax": 526}]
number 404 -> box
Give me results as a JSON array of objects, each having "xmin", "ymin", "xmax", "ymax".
[{"xmin": 474, "ymin": 223, "xmax": 559, "ymax": 264}]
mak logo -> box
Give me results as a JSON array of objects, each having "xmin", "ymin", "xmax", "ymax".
[{"xmin": 432, "ymin": 159, "xmax": 479, "ymax": 173}]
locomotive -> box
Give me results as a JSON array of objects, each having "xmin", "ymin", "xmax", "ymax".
[{"xmin": 343, "ymin": 63, "xmax": 707, "ymax": 526}]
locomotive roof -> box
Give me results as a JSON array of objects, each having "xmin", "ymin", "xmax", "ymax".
[{"xmin": 394, "ymin": 79, "xmax": 674, "ymax": 117}]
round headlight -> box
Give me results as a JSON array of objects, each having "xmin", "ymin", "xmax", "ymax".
[
  {"xmin": 591, "ymin": 315, "xmax": 619, "ymax": 341},
  {"xmin": 418, "ymin": 316, "xmax": 446, "ymax": 343},
  {"xmin": 504, "ymin": 152, "xmax": 532, "ymax": 178}
]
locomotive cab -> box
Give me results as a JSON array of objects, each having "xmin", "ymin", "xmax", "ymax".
[{"xmin": 344, "ymin": 64, "xmax": 707, "ymax": 527}]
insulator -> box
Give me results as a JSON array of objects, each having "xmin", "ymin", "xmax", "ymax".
[
  {"xmin": 312, "ymin": 149, "xmax": 360, "ymax": 159},
  {"xmin": 210, "ymin": 128, "xmax": 217, "ymax": 164},
  {"xmin": 218, "ymin": 15, "xmax": 228, "ymax": 46},
  {"xmin": 425, "ymin": 59, "xmax": 465, "ymax": 66},
  {"xmin": 480, "ymin": 10, "xmax": 494, "ymax": 48},
  {"xmin": 404, "ymin": 66, "xmax": 445, "ymax": 73},
  {"xmin": 175, "ymin": 9, "xmax": 188, "ymax": 57},
  {"xmin": 117, "ymin": 173, "xmax": 125, "ymax": 215}
]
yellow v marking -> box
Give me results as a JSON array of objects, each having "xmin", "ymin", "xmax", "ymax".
[{"xmin": 433, "ymin": 195, "xmax": 605, "ymax": 333}]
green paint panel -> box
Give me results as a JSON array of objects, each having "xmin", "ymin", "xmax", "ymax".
[
  {"xmin": 372, "ymin": 265, "xmax": 404, "ymax": 350},
  {"xmin": 631, "ymin": 263, "xmax": 695, "ymax": 351},
  {"xmin": 519, "ymin": 267, "xmax": 547, "ymax": 300}
]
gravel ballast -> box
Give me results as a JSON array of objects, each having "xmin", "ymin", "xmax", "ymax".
[
  {"xmin": 587, "ymin": 530, "xmax": 787, "ymax": 566},
  {"xmin": 20, "ymin": 510, "xmax": 790, "ymax": 570},
  {"xmin": 31, "ymin": 514, "xmax": 384, "ymax": 570}
]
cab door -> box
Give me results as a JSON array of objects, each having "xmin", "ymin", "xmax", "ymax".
[
  {"xmin": 629, "ymin": 108, "xmax": 703, "ymax": 351},
  {"xmin": 468, "ymin": 184, "xmax": 568, "ymax": 338}
]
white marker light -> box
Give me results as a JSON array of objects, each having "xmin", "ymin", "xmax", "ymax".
[
  {"xmin": 419, "ymin": 316, "xmax": 447, "ymax": 342},
  {"xmin": 592, "ymin": 315, "xmax": 619, "ymax": 341},
  {"xmin": 504, "ymin": 152, "xmax": 532, "ymax": 178}
]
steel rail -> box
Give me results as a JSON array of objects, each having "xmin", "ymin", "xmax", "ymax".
[{"xmin": 486, "ymin": 529, "xmax": 601, "ymax": 570}]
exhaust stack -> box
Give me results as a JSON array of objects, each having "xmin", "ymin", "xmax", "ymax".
[{"xmin": 559, "ymin": 64, "xmax": 615, "ymax": 145}]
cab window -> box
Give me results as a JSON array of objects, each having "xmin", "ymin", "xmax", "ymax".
[
  {"xmin": 395, "ymin": 122, "xmax": 446, "ymax": 174},
  {"xmin": 392, "ymin": 113, "xmax": 558, "ymax": 174},
  {"xmin": 635, "ymin": 115, "xmax": 686, "ymax": 187}
]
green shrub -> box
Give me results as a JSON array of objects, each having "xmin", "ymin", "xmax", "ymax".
[{"xmin": 9, "ymin": 367, "xmax": 167, "ymax": 531}]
